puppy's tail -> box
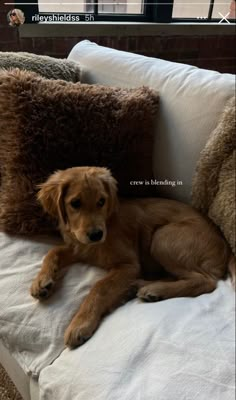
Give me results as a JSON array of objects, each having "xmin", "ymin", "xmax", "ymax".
[{"xmin": 228, "ymin": 254, "xmax": 236, "ymax": 289}]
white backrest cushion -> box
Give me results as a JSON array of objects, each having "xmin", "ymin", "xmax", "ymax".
[{"xmin": 68, "ymin": 40, "xmax": 235, "ymax": 203}]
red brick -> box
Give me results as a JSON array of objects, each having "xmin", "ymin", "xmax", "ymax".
[
  {"xmin": 67, "ymin": 37, "xmax": 81, "ymax": 48},
  {"xmin": 178, "ymin": 50, "xmax": 199, "ymax": 59},
  {"xmin": 152, "ymin": 36, "xmax": 161, "ymax": 50},
  {"xmin": 218, "ymin": 35, "xmax": 236, "ymax": 50},
  {"xmin": 0, "ymin": 33, "xmax": 234, "ymax": 74},
  {"xmin": 0, "ymin": 26, "xmax": 19, "ymax": 41},
  {"xmin": 164, "ymin": 37, "xmax": 177, "ymax": 50},
  {"xmin": 178, "ymin": 37, "xmax": 201, "ymax": 50},
  {"xmin": 82, "ymin": 36, "xmax": 97, "ymax": 43},
  {"xmin": 52, "ymin": 38, "xmax": 71, "ymax": 54},
  {"xmin": 197, "ymin": 57, "xmax": 235, "ymax": 73},
  {"xmin": 138, "ymin": 36, "xmax": 152, "ymax": 52},
  {"xmin": 220, "ymin": 66, "xmax": 235, "ymax": 74},
  {"xmin": 220, "ymin": 47, "xmax": 236, "ymax": 57},
  {"xmin": 117, "ymin": 37, "xmax": 129, "ymax": 51},
  {"xmin": 158, "ymin": 51, "xmax": 180, "ymax": 61},
  {"xmin": 0, "ymin": 9, "xmax": 13, "ymax": 27},
  {"xmin": 0, "ymin": 3, "xmax": 11, "ymax": 11},
  {"xmin": 19, "ymin": 38, "xmax": 35, "ymax": 53},
  {"xmin": 99, "ymin": 37, "xmax": 113, "ymax": 49},
  {"xmin": 34, "ymin": 38, "xmax": 53, "ymax": 55},
  {"xmin": 0, "ymin": 42, "xmax": 21, "ymax": 51},
  {"xmin": 126, "ymin": 37, "xmax": 136, "ymax": 51},
  {"xmin": 95, "ymin": 37, "xmax": 110, "ymax": 47}
]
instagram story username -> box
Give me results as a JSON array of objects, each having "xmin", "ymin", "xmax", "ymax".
[{"xmin": 31, "ymin": 14, "xmax": 95, "ymax": 22}]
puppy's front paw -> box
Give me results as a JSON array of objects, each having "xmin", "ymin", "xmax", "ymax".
[
  {"xmin": 30, "ymin": 274, "xmax": 55, "ymax": 300},
  {"xmin": 137, "ymin": 284, "xmax": 163, "ymax": 302},
  {"xmin": 64, "ymin": 315, "xmax": 98, "ymax": 349}
]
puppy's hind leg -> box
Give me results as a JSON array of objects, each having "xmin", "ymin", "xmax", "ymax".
[
  {"xmin": 138, "ymin": 224, "xmax": 218, "ymax": 301},
  {"xmin": 137, "ymin": 272, "xmax": 217, "ymax": 302}
]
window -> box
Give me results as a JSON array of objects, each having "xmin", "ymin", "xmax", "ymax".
[
  {"xmin": 212, "ymin": 0, "xmax": 235, "ymax": 19},
  {"xmin": 15, "ymin": 0, "xmax": 236, "ymax": 23},
  {"xmin": 172, "ymin": 0, "xmax": 235, "ymax": 20},
  {"xmin": 38, "ymin": 0, "xmax": 144, "ymax": 16},
  {"xmin": 98, "ymin": 0, "xmax": 127, "ymax": 15},
  {"xmin": 173, "ymin": 0, "xmax": 210, "ymax": 19}
]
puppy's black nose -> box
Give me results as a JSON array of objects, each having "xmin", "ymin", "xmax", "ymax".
[{"xmin": 87, "ymin": 229, "xmax": 103, "ymax": 242}]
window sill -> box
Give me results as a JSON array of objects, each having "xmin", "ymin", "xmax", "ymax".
[{"xmin": 19, "ymin": 22, "xmax": 235, "ymax": 38}]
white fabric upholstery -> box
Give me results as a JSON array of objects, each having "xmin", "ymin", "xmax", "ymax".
[
  {"xmin": 68, "ymin": 40, "xmax": 235, "ymax": 203},
  {"xmin": 39, "ymin": 279, "xmax": 235, "ymax": 400},
  {"xmin": 0, "ymin": 232, "xmax": 105, "ymax": 377},
  {"xmin": 0, "ymin": 229, "xmax": 235, "ymax": 399}
]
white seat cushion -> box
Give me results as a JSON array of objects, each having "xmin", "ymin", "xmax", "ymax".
[
  {"xmin": 0, "ymin": 230, "xmax": 235, "ymax": 400},
  {"xmin": 39, "ymin": 279, "xmax": 235, "ymax": 400},
  {"xmin": 0, "ymin": 232, "xmax": 105, "ymax": 377},
  {"xmin": 68, "ymin": 40, "xmax": 235, "ymax": 203}
]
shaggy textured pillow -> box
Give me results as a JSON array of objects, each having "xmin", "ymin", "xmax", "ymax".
[
  {"xmin": 192, "ymin": 96, "xmax": 236, "ymax": 254},
  {"xmin": 0, "ymin": 69, "xmax": 159, "ymax": 234},
  {"xmin": 0, "ymin": 51, "xmax": 80, "ymax": 82}
]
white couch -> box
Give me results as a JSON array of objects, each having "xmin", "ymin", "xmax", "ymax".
[{"xmin": 0, "ymin": 40, "xmax": 235, "ymax": 400}]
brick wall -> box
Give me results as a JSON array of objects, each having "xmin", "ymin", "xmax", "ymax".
[{"xmin": 0, "ymin": 5, "xmax": 235, "ymax": 73}]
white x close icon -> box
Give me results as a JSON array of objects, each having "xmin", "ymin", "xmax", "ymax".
[{"xmin": 218, "ymin": 12, "xmax": 231, "ymax": 24}]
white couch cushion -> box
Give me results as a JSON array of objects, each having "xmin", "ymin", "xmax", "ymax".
[
  {"xmin": 68, "ymin": 40, "xmax": 235, "ymax": 203},
  {"xmin": 0, "ymin": 44, "xmax": 235, "ymax": 396},
  {"xmin": 0, "ymin": 232, "xmax": 105, "ymax": 377},
  {"xmin": 39, "ymin": 279, "xmax": 235, "ymax": 400},
  {"xmin": 0, "ymin": 231, "xmax": 235, "ymax": 398}
]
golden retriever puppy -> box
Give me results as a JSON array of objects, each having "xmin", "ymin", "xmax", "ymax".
[{"xmin": 30, "ymin": 167, "xmax": 235, "ymax": 349}]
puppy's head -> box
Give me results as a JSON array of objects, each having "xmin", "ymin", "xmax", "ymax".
[{"xmin": 37, "ymin": 167, "xmax": 118, "ymax": 245}]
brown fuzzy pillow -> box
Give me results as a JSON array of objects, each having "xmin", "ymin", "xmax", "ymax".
[
  {"xmin": 0, "ymin": 69, "xmax": 159, "ymax": 234},
  {"xmin": 192, "ymin": 96, "xmax": 236, "ymax": 254},
  {"xmin": 0, "ymin": 51, "xmax": 81, "ymax": 82}
]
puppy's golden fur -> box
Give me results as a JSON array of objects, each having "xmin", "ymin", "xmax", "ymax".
[{"xmin": 31, "ymin": 167, "xmax": 235, "ymax": 349}]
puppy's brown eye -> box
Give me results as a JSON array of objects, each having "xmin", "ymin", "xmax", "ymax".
[
  {"xmin": 71, "ymin": 198, "xmax": 81, "ymax": 209},
  {"xmin": 97, "ymin": 197, "xmax": 105, "ymax": 207}
]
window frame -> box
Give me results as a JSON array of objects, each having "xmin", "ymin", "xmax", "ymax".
[
  {"xmin": 15, "ymin": 0, "xmax": 236, "ymax": 24},
  {"xmin": 172, "ymin": 0, "xmax": 235, "ymax": 23}
]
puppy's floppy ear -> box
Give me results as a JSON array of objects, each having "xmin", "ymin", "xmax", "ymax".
[
  {"xmin": 37, "ymin": 170, "xmax": 68, "ymax": 225},
  {"xmin": 98, "ymin": 168, "xmax": 118, "ymax": 217}
]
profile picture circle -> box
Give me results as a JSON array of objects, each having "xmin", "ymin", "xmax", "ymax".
[{"xmin": 7, "ymin": 9, "xmax": 25, "ymax": 27}]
